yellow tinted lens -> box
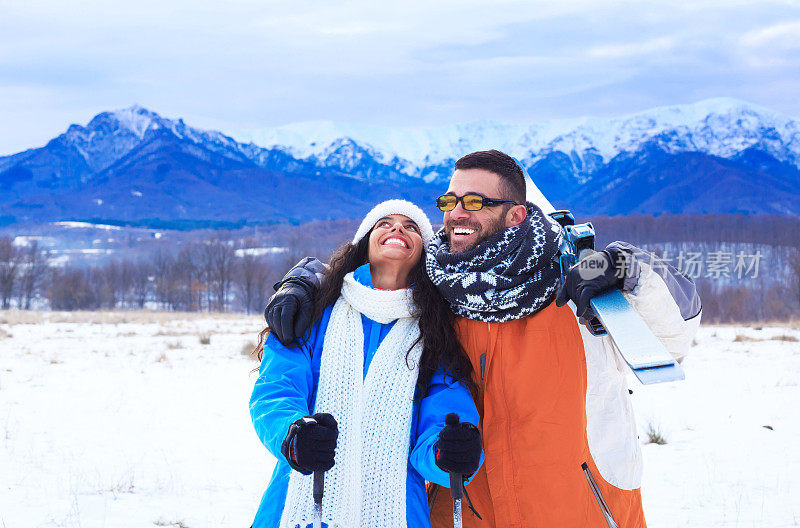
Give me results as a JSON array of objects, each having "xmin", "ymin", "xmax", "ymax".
[
  {"xmin": 462, "ymin": 195, "xmax": 484, "ymax": 211},
  {"xmin": 436, "ymin": 195, "xmax": 457, "ymax": 211}
]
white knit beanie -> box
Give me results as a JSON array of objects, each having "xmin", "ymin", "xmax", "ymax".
[{"xmin": 352, "ymin": 199, "xmax": 434, "ymax": 244}]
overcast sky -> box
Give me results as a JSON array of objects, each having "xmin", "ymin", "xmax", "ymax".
[{"xmin": 2, "ymin": 0, "xmax": 800, "ymax": 155}]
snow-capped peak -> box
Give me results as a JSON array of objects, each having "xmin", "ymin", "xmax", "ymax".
[
  {"xmin": 230, "ymin": 98, "xmax": 800, "ymax": 170},
  {"xmin": 110, "ymin": 105, "xmax": 159, "ymax": 139},
  {"xmin": 49, "ymin": 105, "xmax": 254, "ymax": 174}
]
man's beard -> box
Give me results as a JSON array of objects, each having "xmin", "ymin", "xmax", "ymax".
[{"xmin": 447, "ymin": 215, "xmax": 507, "ymax": 254}]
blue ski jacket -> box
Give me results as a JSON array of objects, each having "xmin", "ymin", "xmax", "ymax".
[{"xmin": 250, "ymin": 263, "xmax": 482, "ymax": 528}]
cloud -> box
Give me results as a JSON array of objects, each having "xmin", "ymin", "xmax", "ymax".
[
  {"xmin": 740, "ymin": 19, "xmax": 800, "ymax": 48},
  {"xmin": 738, "ymin": 18, "xmax": 800, "ymax": 67},
  {"xmin": 588, "ymin": 37, "xmax": 678, "ymax": 59},
  {"xmin": 0, "ymin": 0, "xmax": 799, "ymax": 155}
]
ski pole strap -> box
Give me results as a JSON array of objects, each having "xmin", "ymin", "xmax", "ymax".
[
  {"xmin": 430, "ymin": 482, "xmax": 482, "ymax": 521},
  {"xmin": 462, "ymin": 484, "xmax": 482, "ymax": 520}
]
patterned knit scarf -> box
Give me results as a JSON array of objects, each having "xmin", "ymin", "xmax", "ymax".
[
  {"xmin": 280, "ymin": 273, "xmax": 422, "ymax": 528},
  {"xmin": 425, "ymin": 202, "xmax": 563, "ymax": 322}
]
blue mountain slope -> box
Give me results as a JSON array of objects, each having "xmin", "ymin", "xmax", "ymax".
[
  {"xmin": 567, "ymin": 144, "xmax": 800, "ymax": 216},
  {"xmin": 1, "ymin": 102, "xmax": 798, "ymax": 227},
  {"xmin": 1, "ymin": 129, "xmax": 443, "ymax": 225}
]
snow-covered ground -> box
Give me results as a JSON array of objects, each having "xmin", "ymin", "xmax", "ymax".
[
  {"xmin": 1, "ymin": 312, "xmax": 798, "ymax": 527},
  {"xmin": 633, "ymin": 325, "xmax": 800, "ymax": 528},
  {"xmin": 0, "ymin": 311, "xmax": 270, "ymax": 528}
]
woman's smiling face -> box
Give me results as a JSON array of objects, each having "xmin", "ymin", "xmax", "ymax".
[{"xmin": 367, "ymin": 214, "xmax": 424, "ymax": 282}]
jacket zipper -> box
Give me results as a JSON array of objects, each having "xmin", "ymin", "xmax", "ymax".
[{"xmin": 581, "ymin": 463, "xmax": 620, "ymax": 528}]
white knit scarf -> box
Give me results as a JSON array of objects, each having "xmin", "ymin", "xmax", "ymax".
[{"xmin": 280, "ymin": 272, "xmax": 423, "ymax": 528}]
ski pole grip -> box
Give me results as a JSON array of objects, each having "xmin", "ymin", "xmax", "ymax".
[
  {"xmin": 313, "ymin": 470, "xmax": 324, "ymax": 505},
  {"xmin": 444, "ymin": 413, "xmax": 463, "ymax": 501}
]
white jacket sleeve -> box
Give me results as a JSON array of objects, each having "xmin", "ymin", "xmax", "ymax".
[
  {"xmin": 582, "ymin": 243, "xmax": 702, "ymax": 491},
  {"xmin": 619, "ymin": 255, "xmax": 702, "ymax": 363},
  {"xmin": 609, "ymin": 242, "xmax": 702, "ymax": 361}
]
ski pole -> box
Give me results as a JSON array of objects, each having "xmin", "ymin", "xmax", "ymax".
[
  {"xmin": 313, "ymin": 470, "xmax": 324, "ymax": 528},
  {"xmin": 445, "ymin": 413, "xmax": 463, "ymax": 528}
]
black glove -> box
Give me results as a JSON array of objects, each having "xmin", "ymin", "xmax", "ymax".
[
  {"xmin": 281, "ymin": 413, "xmax": 338, "ymax": 475},
  {"xmin": 555, "ymin": 246, "xmax": 628, "ymax": 319},
  {"xmin": 434, "ymin": 415, "xmax": 481, "ymax": 477},
  {"xmin": 265, "ymin": 257, "xmax": 325, "ymax": 346}
]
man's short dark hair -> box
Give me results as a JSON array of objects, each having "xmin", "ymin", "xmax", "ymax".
[{"xmin": 454, "ymin": 150, "xmax": 526, "ymax": 205}]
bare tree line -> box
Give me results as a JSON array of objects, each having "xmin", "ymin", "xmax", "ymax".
[
  {"xmin": 696, "ymin": 276, "xmax": 800, "ymax": 323},
  {"xmin": 590, "ymin": 214, "xmax": 800, "ymax": 248},
  {"xmin": 1, "ymin": 215, "xmax": 799, "ymax": 323},
  {"xmin": 0, "ymin": 236, "xmax": 281, "ymax": 314},
  {"xmin": 0, "ymin": 237, "xmax": 50, "ymax": 310}
]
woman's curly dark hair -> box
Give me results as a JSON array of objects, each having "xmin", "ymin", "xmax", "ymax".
[{"xmin": 255, "ymin": 228, "xmax": 477, "ymax": 399}]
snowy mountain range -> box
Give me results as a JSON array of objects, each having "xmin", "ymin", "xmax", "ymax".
[
  {"xmin": 1, "ymin": 98, "xmax": 799, "ymax": 227},
  {"xmin": 234, "ymin": 98, "xmax": 800, "ymax": 176}
]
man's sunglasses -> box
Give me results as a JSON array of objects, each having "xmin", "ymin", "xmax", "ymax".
[{"xmin": 436, "ymin": 193, "xmax": 518, "ymax": 212}]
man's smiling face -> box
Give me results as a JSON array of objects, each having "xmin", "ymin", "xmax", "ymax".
[{"xmin": 443, "ymin": 168, "xmax": 516, "ymax": 254}]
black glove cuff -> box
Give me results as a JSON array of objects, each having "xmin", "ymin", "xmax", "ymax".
[
  {"xmin": 273, "ymin": 274, "xmax": 315, "ymax": 294},
  {"xmin": 602, "ymin": 247, "xmax": 627, "ymax": 288},
  {"xmin": 281, "ymin": 418, "xmax": 313, "ymax": 475},
  {"xmin": 273, "ymin": 257, "xmax": 326, "ymax": 292}
]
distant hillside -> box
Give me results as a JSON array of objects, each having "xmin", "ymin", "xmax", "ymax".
[{"xmin": 1, "ymin": 99, "xmax": 799, "ymax": 228}]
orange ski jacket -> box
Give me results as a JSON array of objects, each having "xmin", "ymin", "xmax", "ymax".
[{"xmin": 429, "ymin": 258, "xmax": 701, "ymax": 528}]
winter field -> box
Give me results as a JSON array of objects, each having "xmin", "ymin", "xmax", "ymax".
[{"xmin": 0, "ymin": 310, "xmax": 798, "ymax": 528}]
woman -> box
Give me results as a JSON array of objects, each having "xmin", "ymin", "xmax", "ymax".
[{"xmin": 249, "ymin": 200, "xmax": 483, "ymax": 528}]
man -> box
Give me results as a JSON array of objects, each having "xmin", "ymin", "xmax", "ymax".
[{"xmin": 265, "ymin": 150, "xmax": 702, "ymax": 527}]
